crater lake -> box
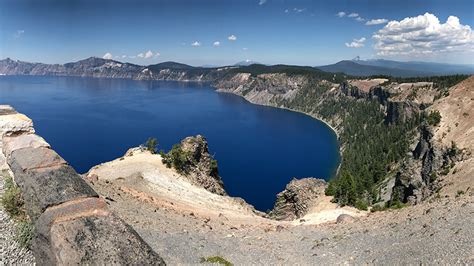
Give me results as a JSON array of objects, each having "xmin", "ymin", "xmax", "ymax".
[{"xmin": 0, "ymin": 75, "xmax": 340, "ymax": 211}]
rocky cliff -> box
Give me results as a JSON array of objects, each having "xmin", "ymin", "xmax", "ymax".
[
  {"xmin": 269, "ymin": 178, "xmax": 327, "ymax": 221},
  {"xmin": 0, "ymin": 57, "xmax": 225, "ymax": 81},
  {"xmin": 392, "ymin": 76, "xmax": 474, "ymax": 203}
]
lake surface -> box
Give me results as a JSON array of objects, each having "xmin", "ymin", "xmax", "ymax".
[{"xmin": 0, "ymin": 75, "xmax": 340, "ymax": 211}]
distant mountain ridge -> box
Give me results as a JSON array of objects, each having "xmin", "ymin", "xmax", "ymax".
[
  {"xmin": 318, "ymin": 59, "xmax": 474, "ymax": 77},
  {"xmin": 234, "ymin": 60, "xmax": 261, "ymax": 66},
  {"xmin": 1, "ymin": 57, "xmax": 472, "ymax": 81}
]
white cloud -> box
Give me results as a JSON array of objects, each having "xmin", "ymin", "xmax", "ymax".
[
  {"xmin": 373, "ymin": 13, "xmax": 474, "ymax": 57},
  {"xmin": 345, "ymin": 37, "xmax": 366, "ymax": 48},
  {"xmin": 258, "ymin": 0, "xmax": 266, "ymax": 5},
  {"xmin": 293, "ymin": 8, "xmax": 306, "ymax": 13},
  {"xmin": 102, "ymin": 52, "xmax": 113, "ymax": 59},
  {"xmin": 284, "ymin": 9, "xmax": 289, "ymax": 13},
  {"xmin": 122, "ymin": 55, "xmax": 127, "ymax": 58},
  {"xmin": 213, "ymin": 41, "xmax": 220, "ymax": 47},
  {"xmin": 144, "ymin": 50, "xmax": 154, "ymax": 58},
  {"xmin": 137, "ymin": 52, "xmax": 144, "ymax": 58},
  {"xmin": 191, "ymin": 41, "xmax": 201, "ymax": 46},
  {"xmin": 155, "ymin": 51, "xmax": 160, "ymax": 57},
  {"xmin": 339, "ymin": 12, "xmax": 365, "ymax": 22},
  {"xmin": 14, "ymin": 30, "xmax": 25, "ymax": 38},
  {"xmin": 366, "ymin": 18, "xmax": 388, "ymax": 25},
  {"xmin": 228, "ymin": 35, "xmax": 237, "ymax": 41},
  {"xmin": 242, "ymin": 47, "xmax": 248, "ymax": 51}
]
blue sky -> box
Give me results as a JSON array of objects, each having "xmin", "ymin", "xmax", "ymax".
[{"xmin": 0, "ymin": 0, "xmax": 473, "ymax": 66}]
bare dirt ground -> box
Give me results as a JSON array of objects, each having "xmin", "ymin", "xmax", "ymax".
[
  {"xmin": 349, "ymin": 78, "xmax": 388, "ymax": 92},
  {"xmin": 87, "ymin": 148, "xmax": 473, "ymax": 265},
  {"xmin": 90, "ymin": 176, "xmax": 474, "ymax": 265}
]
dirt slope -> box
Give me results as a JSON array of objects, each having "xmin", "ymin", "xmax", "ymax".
[{"xmin": 429, "ymin": 76, "xmax": 474, "ymax": 196}]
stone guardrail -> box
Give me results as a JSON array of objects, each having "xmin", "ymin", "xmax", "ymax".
[{"xmin": 0, "ymin": 105, "xmax": 165, "ymax": 265}]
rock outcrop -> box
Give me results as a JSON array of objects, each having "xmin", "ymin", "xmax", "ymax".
[
  {"xmin": 0, "ymin": 106, "xmax": 165, "ymax": 265},
  {"xmin": 176, "ymin": 135, "xmax": 226, "ymax": 195},
  {"xmin": 269, "ymin": 178, "xmax": 327, "ymax": 221}
]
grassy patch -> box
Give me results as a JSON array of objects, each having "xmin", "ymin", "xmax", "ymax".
[
  {"xmin": 200, "ymin": 256, "xmax": 233, "ymax": 266},
  {"xmin": 1, "ymin": 172, "xmax": 34, "ymax": 249},
  {"xmin": 1, "ymin": 172, "xmax": 26, "ymax": 219},
  {"xmin": 15, "ymin": 220, "xmax": 34, "ymax": 249}
]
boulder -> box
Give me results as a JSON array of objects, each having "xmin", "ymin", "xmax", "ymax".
[
  {"xmin": 12, "ymin": 164, "xmax": 98, "ymax": 220},
  {"xmin": 8, "ymin": 146, "xmax": 67, "ymax": 172},
  {"xmin": 34, "ymin": 197, "xmax": 164, "ymax": 265},
  {"xmin": 269, "ymin": 178, "xmax": 326, "ymax": 221},
  {"xmin": 2, "ymin": 134, "xmax": 50, "ymax": 157},
  {"xmin": 336, "ymin": 214, "xmax": 355, "ymax": 224}
]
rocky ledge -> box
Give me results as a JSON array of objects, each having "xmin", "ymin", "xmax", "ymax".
[{"xmin": 269, "ymin": 178, "xmax": 327, "ymax": 221}]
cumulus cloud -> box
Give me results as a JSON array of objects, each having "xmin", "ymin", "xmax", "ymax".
[
  {"xmin": 213, "ymin": 41, "xmax": 220, "ymax": 47},
  {"xmin": 228, "ymin": 35, "xmax": 237, "ymax": 41},
  {"xmin": 144, "ymin": 50, "xmax": 154, "ymax": 58},
  {"xmin": 373, "ymin": 13, "xmax": 474, "ymax": 57},
  {"xmin": 366, "ymin": 19, "xmax": 388, "ymax": 25},
  {"xmin": 137, "ymin": 52, "xmax": 144, "ymax": 58},
  {"xmin": 122, "ymin": 55, "xmax": 127, "ymax": 58},
  {"xmin": 355, "ymin": 17, "xmax": 365, "ymax": 22},
  {"xmin": 348, "ymin": 13, "xmax": 359, "ymax": 18},
  {"xmin": 345, "ymin": 37, "xmax": 366, "ymax": 48},
  {"xmin": 258, "ymin": 0, "xmax": 266, "ymax": 5},
  {"xmin": 336, "ymin": 11, "xmax": 346, "ymax": 18},
  {"xmin": 191, "ymin": 41, "xmax": 201, "ymax": 46},
  {"xmin": 102, "ymin": 52, "xmax": 113, "ymax": 59}
]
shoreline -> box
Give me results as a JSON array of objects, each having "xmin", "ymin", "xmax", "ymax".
[{"xmin": 214, "ymin": 88, "xmax": 343, "ymax": 178}]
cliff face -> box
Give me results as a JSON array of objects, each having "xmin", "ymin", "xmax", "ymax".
[{"xmin": 392, "ymin": 76, "xmax": 474, "ymax": 203}]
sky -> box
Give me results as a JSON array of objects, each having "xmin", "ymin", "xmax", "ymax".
[{"xmin": 0, "ymin": 0, "xmax": 473, "ymax": 66}]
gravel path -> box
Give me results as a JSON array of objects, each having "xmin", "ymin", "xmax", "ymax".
[{"xmin": 0, "ymin": 173, "xmax": 35, "ymax": 265}]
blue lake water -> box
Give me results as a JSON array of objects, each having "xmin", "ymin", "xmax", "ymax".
[{"xmin": 0, "ymin": 75, "xmax": 340, "ymax": 211}]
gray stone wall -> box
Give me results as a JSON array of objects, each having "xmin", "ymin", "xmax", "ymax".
[{"xmin": 0, "ymin": 105, "xmax": 165, "ymax": 265}]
